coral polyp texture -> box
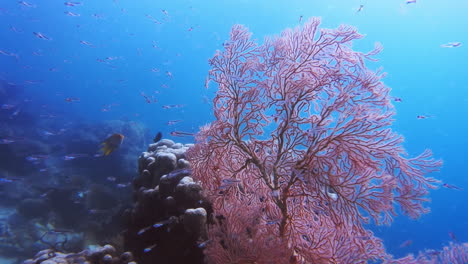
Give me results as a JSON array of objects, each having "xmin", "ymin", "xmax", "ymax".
[
  {"xmin": 186, "ymin": 17, "xmax": 442, "ymax": 263},
  {"xmin": 23, "ymin": 244, "xmax": 134, "ymax": 264},
  {"xmin": 123, "ymin": 139, "xmax": 211, "ymax": 264}
]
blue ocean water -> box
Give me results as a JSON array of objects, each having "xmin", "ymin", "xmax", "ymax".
[{"xmin": 0, "ymin": 0, "xmax": 467, "ymax": 262}]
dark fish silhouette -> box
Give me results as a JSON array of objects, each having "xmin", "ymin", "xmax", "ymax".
[{"xmin": 153, "ymin": 132, "xmax": 162, "ymax": 143}]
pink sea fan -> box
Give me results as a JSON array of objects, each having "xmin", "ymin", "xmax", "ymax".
[
  {"xmin": 187, "ymin": 17, "xmax": 442, "ymax": 263},
  {"xmin": 203, "ymin": 193, "xmax": 294, "ymax": 264},
  {"xmin": 389, "ymin": 242, "xmax": 468, "ymax": 264}
]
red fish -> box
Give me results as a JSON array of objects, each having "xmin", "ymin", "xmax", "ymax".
[
  {"xmin": 170, "ymin": 131, "xmax": 194, "ymax": 137},
  {"xmin": 218, "ymin": 178, "xmax": 241, "ymax": 190},
  {"xmin": 64, "ymin": 11, "xmax": 80, "ymax": 16},
  {"xmin": 9, "ymin": 26, "xmax": 22, "ymax": 33},
  {"xmin": 417, "ymin": 115, "xmax": 434, "ymax": 119},
  {"xmin": 33, "ymin": 32, "xmax": 51, "ymax": 40},
  {"xmin": 167, "ymin": 120, "xmax": 182, "ymax": 126},
  {"xmin": 152, "ymin": 41, "xmax": 159, "ymax": 49},
  {"xmin": 162, "ymin": 104, "xmax": 185, "ymax": 109},
  {"xmin": 65, "ymin": 97, "xmax": 80, "ymax": 102},
  {"xmin": 442, "ymin": 183, "xmax": 463, "ymax": 191},
  {"xmin": 440, "ymin": 42, "xmax": 462, "ymax": 48},
  {"xmin": 140, "ymin": 92, "xmax": 156, "ymax": 103},
  {"xmin": 117, "ymin": 183, "xmax": 130, "ymax": 188},
  {"xmin": 356, "ymin": 5, "xmax": 364, "ymax": 13},
  {"xmin": 63, "ymin": 153, "xmax": 89, "ymax": 160},
  {"xmin": 24, "ymin": 80, "xmax": 42, "ymax": 85},
  {"xmin": 145, "ymin": 14, "xmax": 161, "ymax": 24},
  {"xmin": 1, "ymin": 104, "xmax": 15, "ymax": 110},
  {"xmin": 80, "ymin": 40, "xmax": 94, "ymax": 47},
  {"xmin": 448, "ymin": 231, "xmax": 458, "ymax": 242},
  {"xmin": 64, "ymin": 2, "xmax": 82, "ymax": 6},
  {"xmin": 18, "ymin": 1, "xmax": 35, "ymax": 7},
  {"xmin": 26, "ymin": 154, "xmax": 49, "ymax": 162},
  {"xmin": 0, "ymin": 138, "xmax": 16, "ymax": 144},
  {"xmin": 0, "ymin": 50, "xmax": 12, "ymax": 56},
  {"xmin": 399, "ymin": 240, "xmax": 413, "ymax": 248}
]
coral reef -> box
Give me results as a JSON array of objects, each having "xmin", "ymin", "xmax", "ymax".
[
  {"xmin": 19, "ymin": 139, "xmax": 211, "ymax": 264},
  {"xmin": 0, "ymin": 117, "xmax": 149, "ymax": 261},
  {"xmin": 0, "ymin": 215, "xmax": 84, "ymax": 260},
  {"xmin": 187, "ymin": 18, "xmax": 441, "ymax": 263},
  {"xmin": 123, "ymin": 139, "xmax": 211, "ymax": 264},
  {"xmin": 18, "ymin": 135, "xmax": 462, "ymax": 264},
  {"xmin": 23, "ymin": 244, "xmax": 135, "ymax": 264}
]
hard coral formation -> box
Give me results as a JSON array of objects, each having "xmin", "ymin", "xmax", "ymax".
[
  {"xmin": 124, "ymin": 139, "xmax": 211, "ymax": 264},
  {"xmin": 23, "ymin": 244, "xmax": 135, "ymax": 264}
]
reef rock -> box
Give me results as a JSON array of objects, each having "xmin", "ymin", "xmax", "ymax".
[
  {"xmin": 124, "ymin": 140, "xmax": 211, "ymax": 264},
  {"xmin": 22, "ymin": 245, "xmax": 134, "ymax": 264}
]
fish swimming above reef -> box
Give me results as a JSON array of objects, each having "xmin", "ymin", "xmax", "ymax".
[
  {"xmin": 100, "ymin": 133, "xmax": 124, "ymax": 156},
  {"xmin": 153, "ymin": 132, "xmax": 162, "ymax": 143}
]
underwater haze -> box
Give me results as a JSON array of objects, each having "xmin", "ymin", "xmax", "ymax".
[{"xmin": 0, "ymin": 0, "xmax": 467, "ymax": 263}]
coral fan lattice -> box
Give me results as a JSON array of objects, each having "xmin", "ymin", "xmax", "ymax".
[{"xmin": 187, "ymin": 17, "xmax": 442, "ymax": 263}]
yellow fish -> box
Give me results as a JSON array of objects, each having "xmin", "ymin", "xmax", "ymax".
[{"xmin": 100, "ymin": 133, "xmax": 124, "ymax": 156}]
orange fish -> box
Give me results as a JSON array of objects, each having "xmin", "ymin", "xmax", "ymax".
[{"xmin": 100, "ymin": 133, "xmax": 124, "ymax": 156}]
